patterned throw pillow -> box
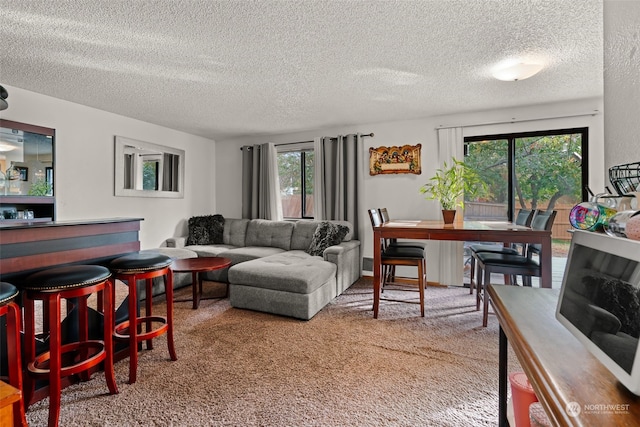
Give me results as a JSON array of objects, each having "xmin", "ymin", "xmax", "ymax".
[
  {"xmin": 588, "ymin": 274, "xmax": 640, "ymax": 338},
  {"xmin": 186, "ymin": 214, "xmax": 225, "ymax": 245},
  {"xmin": 307, "ymin": 221, "xmax": 350, "ymax": 257}
]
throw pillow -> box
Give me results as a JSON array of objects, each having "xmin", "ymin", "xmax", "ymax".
[
  {"xmin": 588, "ymin": 274, "xmax": 640, "ymax": 338},
  {"xmin": 307, "ymin": 221, "xmax": 350, "ymax": 257},
  {"xmin": 186, "ymin": 214, "xmax": 225, "ymax": 245}
]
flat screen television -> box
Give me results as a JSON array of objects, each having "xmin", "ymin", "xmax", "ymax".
[{"xmin": 556, "ymin": 230, "xmax": 640, "ymax": 395}]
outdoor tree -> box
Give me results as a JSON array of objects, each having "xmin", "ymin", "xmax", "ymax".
[{"xmin": 465, "ymin": 134, "xmax": 582, "ymax": 211}]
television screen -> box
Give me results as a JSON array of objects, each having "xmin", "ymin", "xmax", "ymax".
[{"xmin": 556, "ymin": 230, "xmax": 640, "ymax": 395}]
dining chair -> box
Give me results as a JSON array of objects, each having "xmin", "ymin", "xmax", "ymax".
[
  {"xmin": 475, "ymin": 210, "xmax": 557, "ymax": 326},
  {"xmin": 468, "ymin": 208, "xmax": 535, "ymax": 294},
  {"xmin": 368, "ymin": 208, "xmax": 427, "ymax": 317},
  {"xmin": 378, "ymin": 208, "xmax": 428, "ymax": 290}
]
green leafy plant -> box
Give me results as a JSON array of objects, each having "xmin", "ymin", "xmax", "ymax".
[
  {"xmin": 28, "ymin": 179, "xmax": 52, "ymax": 196},
  {"xmin": 419, "ymin": 158, "xmax": 483, "ymax": 210}
]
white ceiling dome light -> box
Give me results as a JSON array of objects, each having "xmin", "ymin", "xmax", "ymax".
[{"xmin": 492, "ymin": 61, "xmax": 544, "ymax": 81}]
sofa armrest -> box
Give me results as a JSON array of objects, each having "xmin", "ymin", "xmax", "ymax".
[
  {"xmin": 323, "ymin": 240, "xmax": 361, "ymax": 295},
  {"xmin": 586, "ymin": 304, "xmax": 622, "ymax": 336},
  {"xmin": 165, "ymin": 236, "xmax": 187, "ymax": 248}
]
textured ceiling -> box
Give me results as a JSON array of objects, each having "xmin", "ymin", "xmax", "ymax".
[{"xmin": 0, "ymin": 0, "xmax": 603, "ymax": 140}]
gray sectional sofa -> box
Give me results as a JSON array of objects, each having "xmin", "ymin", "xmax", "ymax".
[{"xmin": 163, "ymin": 218, "xmax": 361, "ymax": 320}]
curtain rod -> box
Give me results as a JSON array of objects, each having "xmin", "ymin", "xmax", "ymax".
[
  {"xmin": 240, "ymin": 133, "xmax": 374, "ymax": 150},
  {"xmin": 434, "ymin": 112, "xmax": 600, "ymax": 130}
]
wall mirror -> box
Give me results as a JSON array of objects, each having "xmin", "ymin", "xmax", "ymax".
[
  {"xmin": 114, "ymin": 136, "xmax": 184, "ymax": 198},
  {"xmin": 0, "ymin": 119, "xmax": 55, "ymax": 197}
]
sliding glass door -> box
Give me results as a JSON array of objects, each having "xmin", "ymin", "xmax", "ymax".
[
  {"xmin": 464, "ymin": 128, "xmax": 587, "ymax": 222},
  {"xmin": 463, "ymin": 128, "xmax": 588, "ymax": 286}
]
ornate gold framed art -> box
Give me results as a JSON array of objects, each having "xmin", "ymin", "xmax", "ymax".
[{"xmin": 369, "ymin": 144, "xmax": 421, "ymax": 175}]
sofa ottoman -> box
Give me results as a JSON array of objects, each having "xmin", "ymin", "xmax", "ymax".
[{"xmin": 228, "ymin": 250, "xmax": 337, "ymax": 320}]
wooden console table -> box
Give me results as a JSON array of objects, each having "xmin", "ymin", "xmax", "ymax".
[{"xmin": 488, "ymin": 285, "xmax": 640, "ymax": 426}]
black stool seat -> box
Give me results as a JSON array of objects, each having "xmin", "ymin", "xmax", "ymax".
[
  {"xmin": 110, "ymin": 253, "xmax": 173, "ymax": 273},
  {"xmin": 0, "ymin": 281, "xmax": 19, "ymax": 304},
  {"xmin": 22, "ymin": 265, "xmax": 111, "ymax": 292}
]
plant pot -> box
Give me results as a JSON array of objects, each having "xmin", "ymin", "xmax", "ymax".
[{"xmin": 442, "ymin": 209, "xmax": 456, "ymax": 224}]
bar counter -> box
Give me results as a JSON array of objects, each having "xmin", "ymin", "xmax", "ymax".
[{"xmin": 0, "ymin": 217, "xmax": 143, "ymax": 282}]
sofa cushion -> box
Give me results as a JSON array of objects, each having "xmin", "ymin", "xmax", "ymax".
[
  {"xmin": 185, "ymin": 244, "xmax": 237, "ymax": 257},
  {"xmin": 223, "ymin": 218, "xmax": 250, "ymax": 247},
  {"xmin": 228, "ymin": 251, "xmax": 337, "ymax": 294},
  {"xmin": 245, "ymin": 219, "xmax": 295, "ymax": 250},
  {"xmin": 291, "ymin": 221, "xmax": 321, "ymax": 250},
  {"xmin": 306, "ymin": 221, "xmax": 350, "ymax": 256},
  {"xmin": 218, "ymin": 246, "xmax": 286, "ymax": 265},
  {"xmin": 186, "ymin": 214, "xmax": 224, "ymax": 245}
]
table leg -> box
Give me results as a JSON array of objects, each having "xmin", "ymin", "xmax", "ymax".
[
  {"xmin": 373, "ymin": 229, "xmax": 381, "ymax": 318},
  {"xmin": 499, "ymin": 326, "xmax": 509, "ymax": 427},
  {"xmin": 191, "ymin": 271, "xmax": 199, "ymax": 309},
  {"xmin": 541, "ymin": 235, "xmax": 552, "ymax": 288}
]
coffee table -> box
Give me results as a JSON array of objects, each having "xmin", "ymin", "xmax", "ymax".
[{"xmin": 171, "ymin": 257, "xmax": 232, "ymax": 309}]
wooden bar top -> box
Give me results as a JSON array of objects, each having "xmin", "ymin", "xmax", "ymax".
[
  {"xmin": 0, "ymin": 217, "xmax": 143, "ymax": 230},
  {"xmin": 488, "ymin": 285, "xmax": 640, "ymax": 426}
]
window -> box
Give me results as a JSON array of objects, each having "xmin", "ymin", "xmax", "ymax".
[
  {"xmin": 142, "ymin": 157, "xmax": 160, "ymax": 190},
  {"xmin": 464, "ymin": 128, "xmax": 588, "ymax": 222},
  {"xmin": 277, "ymin": 147, "xmax": 314, "ymax": 219}
]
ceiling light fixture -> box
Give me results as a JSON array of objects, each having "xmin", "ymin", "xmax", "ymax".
[{"xmin": 492, "ymin": 62, "xmax": 544, "ymax": 82}]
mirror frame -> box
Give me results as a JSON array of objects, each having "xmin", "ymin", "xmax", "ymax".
[{"xmin": 114, "ymin": 136, "xmax": 185, "ymax": 198}]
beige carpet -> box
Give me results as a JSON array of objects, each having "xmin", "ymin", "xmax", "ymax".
[{"xmin": 25, "ymin": 278, "xmax": 518, "ymax": 426}]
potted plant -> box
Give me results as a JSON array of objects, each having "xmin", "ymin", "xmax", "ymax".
[{"xmin": 419, "ymin": 158, "xmax": 483, "ymax": 224}]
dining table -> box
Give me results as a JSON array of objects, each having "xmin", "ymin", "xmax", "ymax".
[{"xmin": 372, "ymin": 219, "xmax": 553, "ymax": 318}]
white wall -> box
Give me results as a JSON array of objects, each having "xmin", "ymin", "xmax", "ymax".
[
  {"xmin": 1, "ymin": 85, "xmax": 217, "ymax": 249},
  {"xmin": 604, "ymin": 0, "xmax": 640, "ymax": 172},
  {"xmin": 216, "ymin": 98, "xmax": 604, "ymax": 282}
]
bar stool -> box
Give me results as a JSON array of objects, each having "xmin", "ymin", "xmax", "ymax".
[
  {"xmin": 21, "ymin": 265, "xmax": 118, "ymax": 427},
  {"xmin": 0, "ymin": 282, "xmax": 28, "ymax": 427},
  {"xmin": 109, "ymin": 252, "xmax": 177, "ymax": 384}
]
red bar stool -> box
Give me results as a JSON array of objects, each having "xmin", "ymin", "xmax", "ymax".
[
  {"xmin": 21, "ymin": 265, "xmax": 118, "ymax": 427},
  {"xmin": 0, "ymin": 281, "xmax": 28, "ymax": 427},
  {"xmin": 109, "ymin": 252, "xmax": 177, "ymax": 384}
]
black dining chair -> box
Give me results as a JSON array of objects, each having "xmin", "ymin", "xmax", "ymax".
[
  {"xmin": 475, "ymin": 210, "xmax": 557, "ymax": 327},
  {"xmin": 468, "ymin": 208, "xmax": 535, "ymax": 294},
  {"xmin": 378, "ymin": 208, "xmax": 428, "ymax": 289},
  {"xmin": 368, "ymin": 208, "xmax": 427, "ymax": 317}
]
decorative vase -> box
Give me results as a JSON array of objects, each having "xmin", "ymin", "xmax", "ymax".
[
  {"xmin": 625, "ymin": 211, "xmax": 640, "ymax": 241},
  {"xmin": 442, "ymin": 209, "xmax": 456, "ymax": 224}
]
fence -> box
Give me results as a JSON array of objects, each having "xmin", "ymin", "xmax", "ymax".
[{"xmin": 465, "ymin": 202, "xmax": 573, "ymax": 241}]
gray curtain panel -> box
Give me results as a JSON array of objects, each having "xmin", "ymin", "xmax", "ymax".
[
  {"xmin": 314, "ymin": 133, "xmax": 364, "ymax": 240},
  {"xmin": 124, "ymin": 153, "xmax": 133, "ymax": 189},
  {"xmin": 162, "ymin": 153, "xmax": 179, "ymax": 192},
  {"xmin": 241, "ymin": 143, "xmax": 281, "ymax": 220}
]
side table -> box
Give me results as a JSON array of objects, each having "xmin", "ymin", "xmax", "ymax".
[{"xmin": 171, "ymin": 257, "xmax": 232, "ymax": 309}]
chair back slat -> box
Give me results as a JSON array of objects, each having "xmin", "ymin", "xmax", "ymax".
[
  {"xmin": 515, "ymin": 209, "xmax": 535, "ymax": 227},
  {"xmin": 528, "ymin": 210, "xmax": 557, "ymax": 257},
  {"xmin": 368, "ymin": 208, "xmax": 382, "ymax": 227},
  {"xmin": 379, "ymin": 208, "xmax": 391, "ymax": 224}
]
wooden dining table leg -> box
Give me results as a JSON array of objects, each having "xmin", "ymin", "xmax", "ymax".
[{"xmin": 373, "ymin": 229, "xmax": 382, "ymax": 318}]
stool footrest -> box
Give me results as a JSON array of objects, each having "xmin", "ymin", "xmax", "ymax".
[
  {"xmin": 28, "ymin": 340, "xmax": 106, "ymax": 378},
  {"xmin": 114, "ymin": 315, "xmax": 169, "ymax": 342}
]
